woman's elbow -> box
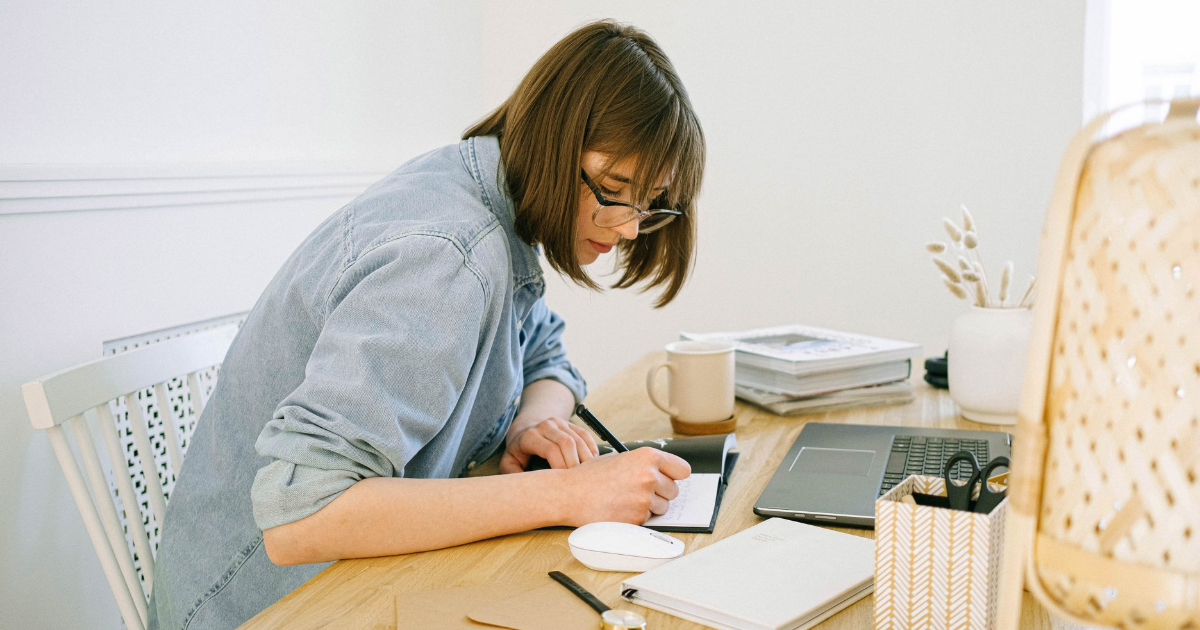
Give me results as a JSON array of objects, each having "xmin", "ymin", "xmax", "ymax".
[{"xmin": 262, "ymin": 524, "xmax": 310, "ymax": 566}]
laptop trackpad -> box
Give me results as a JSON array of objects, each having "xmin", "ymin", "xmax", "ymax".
[{"xmin": 790, "ymin": 447, "xmax": 875, "ymax": 477}]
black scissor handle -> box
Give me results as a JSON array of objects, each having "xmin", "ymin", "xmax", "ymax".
[
  {"xmin": 971, "ymin": 456, "xmax": 1011, "ymax": 514},
  {"xmin": 943, "ymin": 450, "xmax": 982, "ymax": 511}
]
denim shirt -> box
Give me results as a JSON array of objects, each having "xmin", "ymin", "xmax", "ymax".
[{"xmin": 147, "ymin": 136, "xmax": 587, "ymax": 630}]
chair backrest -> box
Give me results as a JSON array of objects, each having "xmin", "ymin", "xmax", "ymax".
[
  {"xmin": 23, "ymin": 325, "xmax": 237, "ymax": 630},
  {"xmin": 1000, "ymin": 98, "xmax": 1200, "ymax": 629}
]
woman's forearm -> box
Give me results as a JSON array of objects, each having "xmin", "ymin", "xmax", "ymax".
[
  {"xmin": 264, "ymin": 381, "xmax": 585, "ymax": 566},
  {"xmin": 262, "ymin": 469, "xmax": 570, "ymax": 566},
  {"xmin": 509, "ymin": 378, "xmax": 577, "ymax": 435}
]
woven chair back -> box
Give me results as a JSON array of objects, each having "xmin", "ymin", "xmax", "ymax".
[{"xmin": 1006, "ymin": 99, "xmax": 1200, "ymax": 629}]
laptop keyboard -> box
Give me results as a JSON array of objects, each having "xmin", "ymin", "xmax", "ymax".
[{"xmin": 879, "ymin": 435, "xmax": 990, "ymax": 496}]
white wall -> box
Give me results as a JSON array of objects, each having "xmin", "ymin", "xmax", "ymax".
[
  {"xmin": 0, "ymin": 3, "xmax": 481, "ymax": 628},
  {"xmin": 481, "ymin": 1, "xmax": 1087, "ymax": 387}
]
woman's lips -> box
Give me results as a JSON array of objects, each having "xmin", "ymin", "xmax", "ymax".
[{"xmin": 589, "ymin": 240, "xmax": 614, "ymax": 254}]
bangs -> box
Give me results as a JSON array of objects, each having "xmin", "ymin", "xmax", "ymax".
[
  {"xmin": 590, "ymin": 85, "xmax": 704, "ymax": 211},
  {"xmin": 598, "ymin": 91, "xmax": 706, "ymax": 307}
]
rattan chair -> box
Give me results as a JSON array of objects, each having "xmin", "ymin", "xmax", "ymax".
[
  {"xmin": 999, "ymin": 98, "xmax": 1200, "ymax": 629},
  {"xmin": 22, "ymin": 325, "xmax": 237, "ymax": 630}
]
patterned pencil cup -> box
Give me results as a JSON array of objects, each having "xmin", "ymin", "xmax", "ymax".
[{"xmin": 874, "ymin": 475, "xmax": 1008, "ymax": 630}]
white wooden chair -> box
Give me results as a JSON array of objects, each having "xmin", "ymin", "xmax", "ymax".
[{"xmin": 22, "ymin": 325, "xmax": 238, "ymax": 630}]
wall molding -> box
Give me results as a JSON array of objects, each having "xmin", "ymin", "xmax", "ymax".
[{"xmin": 0, "ymin": 163, "xmax": 389, "ymax": 216}]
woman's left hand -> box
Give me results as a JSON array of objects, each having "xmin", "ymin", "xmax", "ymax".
[{"xmin": 500, "ymin": 416, "xmax": 600, "ymax": 473}]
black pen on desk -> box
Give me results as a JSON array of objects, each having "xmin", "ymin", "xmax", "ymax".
[
  {"xmin": 575, "ymin": 404, "xmax": 628, "ymax": 453},
  {"xmin": 549, "ymin": 571, "xmax": 609, "ymax": 615}
]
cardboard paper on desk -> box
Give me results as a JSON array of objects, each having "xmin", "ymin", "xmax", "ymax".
[
  {"xmin": 469, "ymin": 580, "xmax": 603, "ymax": 630},
  {"xmin": 621, "ymin": 517, "xmax": 875, "ymax": 630},
  {"xmin": 394, "ymin": 578, "xmax": 598, "ymax": 630},
  {"xmin": 395, "ymin": 580, "xmax": 532, "ymax": 630}
]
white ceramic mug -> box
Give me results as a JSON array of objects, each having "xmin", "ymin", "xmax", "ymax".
[{"xmin": 645, "ymin": 340, "xmax": 736, "ymax": 424}]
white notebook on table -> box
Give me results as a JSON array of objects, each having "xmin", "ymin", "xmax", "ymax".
[{"xmin": 621, "ymin": 518, "xmax": 875, "ymax": 630}]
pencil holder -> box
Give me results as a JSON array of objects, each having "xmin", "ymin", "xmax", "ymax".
[{"xmin": 874, "ymin": 474, "xmax": 1009, "ymax": 630}]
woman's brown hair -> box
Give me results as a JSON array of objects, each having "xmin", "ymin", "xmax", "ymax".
[{"xmin": 464, "ymin": 19, "xmax": 705, "ymax": 307}]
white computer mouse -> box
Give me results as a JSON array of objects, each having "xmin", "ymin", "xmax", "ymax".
[{"xmin": 567, "ymin": 522, "xmax": 685, "ymax": 572}]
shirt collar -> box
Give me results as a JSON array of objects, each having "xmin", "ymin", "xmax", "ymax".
[{"xmin": 462, "ymin": 136, "xmax": 545, "ymax": 291}]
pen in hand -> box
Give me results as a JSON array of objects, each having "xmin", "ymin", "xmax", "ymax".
[{"xmin": 575, "ymin": 404, "xmax": 629, "ymax": 453}]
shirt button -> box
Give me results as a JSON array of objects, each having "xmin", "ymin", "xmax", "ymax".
[
  {"xmin": 517, "ymin": 318, "xmax": 524, "ymax": 328},
  {"xmin": 467, "ymin": 461, "xmax": 477, "ymax": 470},
  {"xmin": 512, "ymin": 396, "xmax": 521, "ymax": 408}
]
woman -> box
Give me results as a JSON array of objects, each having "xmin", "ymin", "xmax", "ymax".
[{"xmin": 149, "ymin": 19, "xmax": 705, "ymax": 630}]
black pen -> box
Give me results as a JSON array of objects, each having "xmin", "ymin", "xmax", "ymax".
[
  {"xmin": 549, "ymin": 571, "xmax": 609, "ymax": 615},
  {"xmin": 575, "ymin": 404, "xmax": 628, "ymax": 453}
]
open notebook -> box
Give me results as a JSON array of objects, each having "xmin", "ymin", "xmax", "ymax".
[
  {"xmin": 528, "ymin": 433, "xmax": 738, "ymax": 533},
  {"xmin": 599, "ymin": 433, "xmax": 739, "ymax": 533}
]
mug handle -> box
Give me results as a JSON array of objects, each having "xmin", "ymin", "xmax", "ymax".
[{"xmin": 646, "ymin": 361, "xmax": 679, "ymax": 417}]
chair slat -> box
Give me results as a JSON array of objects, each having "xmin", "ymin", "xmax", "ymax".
[
  {"xmin": 98, "ymin": 402, "xmax": 157, "ymax": 583},
  {"xmin": 46, "ymin": 425, "xmax": 147, "ymax": 630},
  {"xmin": 24, "ymin": 320, "xmax": 239, "ymax": 630},
  {"xmin": 24, "ymin": 326, "xmax": 236, "ymax": 429},
  {"xmin": 70, "ymin": 414, "xmax": 149, "ymax": 622},
  {"xmin": 187, "ymin": 371, "xmax": 208, "ymax": 420},
  {"xmin": 153, "ymin": 382, "xmax": 185, "ymax": 477},
  {"xmin": 123, "ymin": 394, "xmax": 169, "ymax": 530}
]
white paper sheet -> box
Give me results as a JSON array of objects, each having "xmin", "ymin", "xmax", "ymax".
[{"xmin": 642, "ymin": 473, "xmax": 721, "ymax": 529}]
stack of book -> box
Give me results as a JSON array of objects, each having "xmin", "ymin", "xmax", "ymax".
[{"xmin": 681, "ymin": 324, "xmax": 922, "ymax": 416}]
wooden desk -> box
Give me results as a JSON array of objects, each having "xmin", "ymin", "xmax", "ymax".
[{"xmin": 240, "ymin": 352, "xmax": 1058, "ymax": 629}]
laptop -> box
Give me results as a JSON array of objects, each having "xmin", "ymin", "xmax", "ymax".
[{"xmin": 753, "ymin": 422, "xmax": 1012, "ymax": 527}]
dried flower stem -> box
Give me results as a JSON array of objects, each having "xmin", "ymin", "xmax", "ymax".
[
  {"xmin": 944, "ymin": 279, "xmax": 969, "ymax": 300},
  {"xmin": 943, "ymin": 218, "xmax": 963, "ymax": 244},
  {"xmin": 1018, "ymin": 276, "xmax": 1036, "ymax": 308},
  {"xmin": 960, "ymin": 205, "xmax": 976, "ymax": 233},
  {"xmin": 999, "ymin": 261, "xmax": 1013, "ymax": 305},
  {"xmin": 973, "ymin": 261, "xmax": 991, "ymax": 306},
  {"xmin": 932, "ymin": 256, "xmax": 962, "ymax": 283},
  {"xmin": 928, "ymin": 206, "xmax": 1033, "ymax": 309}
]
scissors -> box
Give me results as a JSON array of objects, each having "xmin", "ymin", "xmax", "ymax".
[{"xmin": 943, "ymin": 451, "xmax": 1010, "ymax": 513}]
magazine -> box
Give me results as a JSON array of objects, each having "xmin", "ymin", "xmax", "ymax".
[
  {"xmin": 681, "ymin": 324, "xmax": 922, "ymax": 376},
  {"xmin": 737, "ymin": 381, "xmax": 916, "ymax": 416}
]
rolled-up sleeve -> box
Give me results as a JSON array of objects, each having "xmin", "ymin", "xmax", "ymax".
[
  {"xmin": 520, "ymin": 298, "xmax": 587, "ymax": 405},
  {"xmin": 251, "ymin": 235, "xmax": 488, "ymax": 530}
]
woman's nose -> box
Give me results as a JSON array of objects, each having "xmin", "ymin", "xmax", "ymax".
[{"xmin": 613, "ymin": 219, "xmax": 639, "ymax": 241}]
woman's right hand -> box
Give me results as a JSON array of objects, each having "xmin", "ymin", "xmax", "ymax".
[{"xmin": 558, "ymin": 447, "xmax": 691, "ymax": 527}]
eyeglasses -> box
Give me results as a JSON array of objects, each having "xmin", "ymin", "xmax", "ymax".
[{"xmin": 580, "ymin": 169, "xmax": 682, "ymax": 234}]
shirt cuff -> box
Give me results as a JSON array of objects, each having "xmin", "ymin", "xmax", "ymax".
[
  {"xmin": 525, "ymin": 363, "xmax": 587, "ymax": 407},
  {"xmin": 250, "ymin": 460, "xmax": 360, "ymax": 531}
]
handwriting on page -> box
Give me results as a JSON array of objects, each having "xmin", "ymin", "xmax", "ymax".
[{"xmin": 643, "ymin": 474, "xmax": 720, "ymax": 528}]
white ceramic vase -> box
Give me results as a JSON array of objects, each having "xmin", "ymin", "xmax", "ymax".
[{"xmin": 948, "ymin": 306, "xmax": 1033, "ymax": 425}]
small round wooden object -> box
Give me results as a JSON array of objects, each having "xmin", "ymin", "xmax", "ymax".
[{"xmin": 670, "ymin": 414, "xmax": 737, "ymax": 436}]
